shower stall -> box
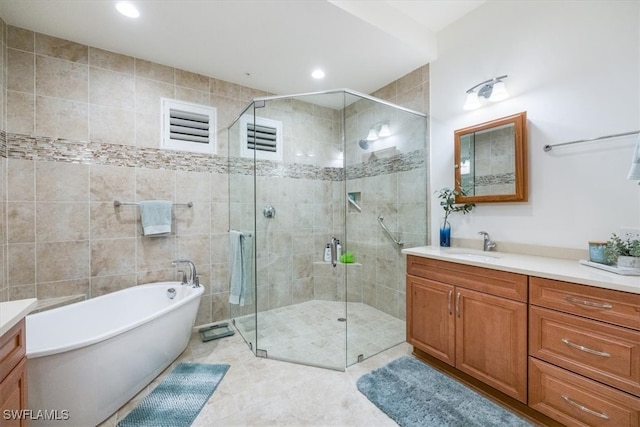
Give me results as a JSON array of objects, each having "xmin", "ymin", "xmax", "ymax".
[{"xmin": 228, "ymin": 89, "xmax": 427, "ymax": 370}]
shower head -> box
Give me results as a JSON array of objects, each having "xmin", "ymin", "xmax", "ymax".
[{"xmin": 358, "ymin": 139, "xmax": 369, "ymax": 150}]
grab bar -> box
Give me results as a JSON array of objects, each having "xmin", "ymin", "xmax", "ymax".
[
  {"xmin": 377, "ymin": 215, "xmax": 404, "ymax": 247},
  {"xmin": 347, "ymin": 195, "xmax": 362, "ymax": 212}
]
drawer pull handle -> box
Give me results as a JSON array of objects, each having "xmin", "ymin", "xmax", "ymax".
[
  {"xmin": 561, "ymin": 338, "xmax": 611, "ymax": 357},
  {"xmin": 447, "ymin": 290, "xmax": 453, "ymax": 315},
  {"xmin": 564, "ymin": 296, "xmax": 613, "ymax": 309},
  {"xmin": 561, "ymin": 395, "xmax": 610, "ymax": 420},
  {"xmin": 455, "ymin": 292, "xmax": 461, "ymax": 318}
]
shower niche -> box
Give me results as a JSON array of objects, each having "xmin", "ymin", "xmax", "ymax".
[{"xmin": 228, "ymin": 89, "xmax": 427, "ymax": 370}]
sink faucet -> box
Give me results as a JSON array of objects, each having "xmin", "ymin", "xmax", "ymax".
[
  {"xmin": 172, "ymin": 259, "xmax": 197, "ymax": 285},
  {"xmin": 478, "ymin": 231, "xmax": 496, "ymax": 252}
]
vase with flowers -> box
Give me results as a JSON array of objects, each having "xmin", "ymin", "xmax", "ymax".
[{"xmin": 436, "ymin": 187, "xmax": 475, "ymax": 247}]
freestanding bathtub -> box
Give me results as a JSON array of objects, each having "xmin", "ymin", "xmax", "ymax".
[{"xmin": 26, "ymin": 282, "xmax": 204, "ymax": 427}]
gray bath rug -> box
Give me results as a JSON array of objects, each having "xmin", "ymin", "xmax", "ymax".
[
  {"xmin": 357, "ymin": 355, "xmax": 532, "ymax": 427},
  {"xmin": 117, "ymin": 362, "xmax": 230, "ymax": 427}
]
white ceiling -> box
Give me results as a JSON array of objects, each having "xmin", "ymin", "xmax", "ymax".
[{"xmin": 0, "ymin": 0, "xmax": 485, "ymax": 96}]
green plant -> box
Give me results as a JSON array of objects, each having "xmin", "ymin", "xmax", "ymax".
[
  {"xmin": 436, "ymin": 187, "xmax": 475, "ymax": 228},
  {"xmin": 605, "ymin": 233, "xmax": 640, "ymax": 264}
]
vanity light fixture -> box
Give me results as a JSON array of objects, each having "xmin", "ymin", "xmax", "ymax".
[
  {"xmin": 116, "ymin": 1, "xmax": 140, "ymax": 18},
  {"xmin": 463, "ymin": 75, "xmax": 509, "ymax": 110},
  {"xmin": 366, "ymin": 128, "xmax": 378, "ymax": 141}
]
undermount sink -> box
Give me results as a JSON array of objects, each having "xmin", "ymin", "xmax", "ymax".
[{"xmin": 444, "ymin": 249, "xmax": 502, "ymax": 262}]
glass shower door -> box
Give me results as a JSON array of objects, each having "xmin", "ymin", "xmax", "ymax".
[
  {"xmin": 228, "ymin": 89, "xmax": 426, "ymax": 371},
  {"xmin": 228, "ymin": 102, "xmax": 257, "ymax": 354},
  {"xmin": 251, "ymin": 93, "xmax": 347, "ymax": 370},
  {"xmin": 343, "ymin": 91, "xmax": 427, "ymax": 367}
]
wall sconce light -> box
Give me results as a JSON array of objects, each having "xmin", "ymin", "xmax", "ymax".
[
  {"xmin": 365, "ymin": 122, "xmax": 391, "ymax": 141},
  {"xmin": 463, "ymin": 75, "xmax": 509, "ymax": 110},
  {"xmin": 378, "ymin": 123, "xmax": 391, "ymax": 138}
]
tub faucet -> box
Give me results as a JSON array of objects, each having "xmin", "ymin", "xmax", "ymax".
[
  {"xmin": 478, "ymin": 231, "xmax": 496, "ymax": 252},
  {"xmin": 172, "ymin": 260, "xmax": 196, "ymax": 285}
]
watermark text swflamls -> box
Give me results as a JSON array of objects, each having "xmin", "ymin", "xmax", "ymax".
[{"xmin": 3, "ymin": 409, "xmax": 70, "ymax": 421}]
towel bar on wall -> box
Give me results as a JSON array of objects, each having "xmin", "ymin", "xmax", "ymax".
[
  {"xmin": 114, "ymin": 200, "xmax": 194, "ymax": 207},
  {"xmin": 543, "ymin": 130, "xmax": 640, "ymax": 152}
]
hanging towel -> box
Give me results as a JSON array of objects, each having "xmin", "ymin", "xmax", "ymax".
[
  {"xmin": 627, "ymin": 135, "xmax": 640, "ymax": 180},
  {"xmin": 229, "ymin": 230, "xmax": 253, "ymax": 306},
  {"xmin": 139, "ymin": 200, "xmax": 173, "ymax": 236}
]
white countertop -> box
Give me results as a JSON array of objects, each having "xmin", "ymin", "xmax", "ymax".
[
  {"xmin": 402, "ymin": 246, "xmax": 640, "ymax": 294},
  {"xmin": 0, "ymin": 298, "xmax": 38, "ymax": 336}
]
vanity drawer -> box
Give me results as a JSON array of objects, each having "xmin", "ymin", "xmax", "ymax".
[
  {"xmin": 530, "ymin": 306, "xmax": 640, "ymax": 396},
  {"xmin": 530, "ymin": 277, "xmax": 640, "ymax": 330},
  {"xmin": 407, "ymin": 256, "xmax": 528, "ymax": 302},
  {"xmin": 530, "ymin": 358, "xmax": 640, "ymax": 427},
  {"xmin": 0, "ymin": 319, "xmax": 25, "ymax": 383}
]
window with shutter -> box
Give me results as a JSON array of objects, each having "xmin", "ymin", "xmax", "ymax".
[
  {"xmin": 240, "ymin": 115, "xmax": 283, "ymax": 161},
  {"xmin": 161, "ymin": 98, "xmax": 216, "ymax": 154}
]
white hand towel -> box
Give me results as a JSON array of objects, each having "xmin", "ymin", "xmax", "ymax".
[{"xmin": 139, "ymin": 200, "xmax": 173, "ymax": 236}]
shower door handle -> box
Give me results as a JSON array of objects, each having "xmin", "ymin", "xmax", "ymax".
[{"xmin": 330, "ymin": 237, "xmax": 338, "ymax": 268}]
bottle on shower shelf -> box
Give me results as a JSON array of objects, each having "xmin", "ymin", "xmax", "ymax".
[
  {"xmin": 324, "ymin": 243, "xmax": 331, "ymax": 262},
  {"xmin": 336, "ymin": 240, "xmax": 342, "ymax": 260}
]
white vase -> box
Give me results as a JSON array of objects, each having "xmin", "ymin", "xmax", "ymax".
[{"xmin": 617, "ymin": 256, "xmax": 640, "ymax": 269}]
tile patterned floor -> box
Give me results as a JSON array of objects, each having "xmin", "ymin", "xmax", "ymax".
[
  {"xmin": 233, "ymin": 300, "xmax": 407, "ymax": 368},
  {"xmin": 100, "ymin": 325, "xmax": 411, "ymax": 426}
]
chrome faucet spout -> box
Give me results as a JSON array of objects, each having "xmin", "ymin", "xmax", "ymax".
[
  {"xmin": 172, "ymin": 259, "xmax": 197, "ymax": 285},
  {"xmin": 478, "ymin": 231, "xmax": 496, "ymax": 252}
]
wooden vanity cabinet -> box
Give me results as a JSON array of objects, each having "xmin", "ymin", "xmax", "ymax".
[
  {"xmin": 407, "ymin": 255, "xmax": 528, "ymax": 403},
  {"xmin": 0, "ymin": 319, "xmax": 28, "ymax": 427},
  {"xmin": 529, "ymin": 277, "xmax": 640, "ymax": 426}
]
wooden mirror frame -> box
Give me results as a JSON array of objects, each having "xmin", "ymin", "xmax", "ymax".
[{"xmin": 454, "ymin": 111, "xmax": 527, "ymax": 203}]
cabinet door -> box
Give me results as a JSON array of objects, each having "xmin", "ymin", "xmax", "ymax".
[
  {"xmin": 407, "ymin": 275, "xmax": 455, "ymax": 366},
  {"xmin": 0, "ymin": 358, "xmax": 28, "ymax": 427},
  {"xmin": 456, "ymin": 288, "xmax": 528, "ymax": 403}
]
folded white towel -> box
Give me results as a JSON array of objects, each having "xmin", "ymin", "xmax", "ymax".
[{"xmin": 139, "ymin": 200, "xmax": 173, "ymax": 236}]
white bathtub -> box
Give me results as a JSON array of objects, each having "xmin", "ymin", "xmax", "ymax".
[{"xmin": 26, "ymin": 282, "xmax": 204, "ymax": 427}]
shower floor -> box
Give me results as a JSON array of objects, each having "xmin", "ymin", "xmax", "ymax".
[{"xmin": 232, "ymin": 300, "xmax": 406, "ymax": 369}]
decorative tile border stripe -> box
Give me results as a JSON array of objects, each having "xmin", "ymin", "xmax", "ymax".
[
  {"xmin": 7, "ymin": 133, "xmax": 227, "ymax": 173},
  {"xmin": 0, "ymin": 130, "xmax": 6, "ymax": 158},
  {"xmin": 347, "ymin": 149, "xmax": 425, "ymax": 179},
  {"xmin": 6, "ymin": 133, "xmax": 423, "ymax": 180},
  {"xmin": 474, "ymin": 172, "xmax": 516, "ymax": 186}
]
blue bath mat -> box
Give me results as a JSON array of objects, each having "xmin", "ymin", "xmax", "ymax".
[
  {"xmin": 117, "ymin": 362, "xmax": 230, "ymax": 427},
  {"xmin": 357, "ymin": 356, "xmax": 532, "ymax": 427}
]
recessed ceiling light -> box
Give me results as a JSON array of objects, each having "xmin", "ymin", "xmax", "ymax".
[
  {"xmin": 116, "ymin": 2, "xmax": 140, "ymax": 18},
  {"xmin": 311, "ymin": 69, "xmax": 325, "ymax": 79}
]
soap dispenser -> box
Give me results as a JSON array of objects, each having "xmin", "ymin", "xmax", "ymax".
[{"xmin": 324, "ymin": 243, "xmax": 331, "ymax": 262}]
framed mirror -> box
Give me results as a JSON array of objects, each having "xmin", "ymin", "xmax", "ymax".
[{"xmin": 454, "ymin": 111, "xmax": 527, "ymax": 203}]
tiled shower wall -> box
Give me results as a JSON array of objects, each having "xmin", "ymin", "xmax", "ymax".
[
  {"xmin": 231, "ymin": 79, "xmax": 430, "ymax": 321},
  {"xmin": 1, "ymin": 22, "xmax": 430, "ymax": 325},
  {"xmin": 1, "ymin": 19, "xmax": 7, "ymax": 301}
]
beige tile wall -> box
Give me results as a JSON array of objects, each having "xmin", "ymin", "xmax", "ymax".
[
  {"xmin": 2, "ymin": 23, "xmax": 430, "ymax": 326},
  {"xmin": 231, "ymin": 74, "xmax": 429, "ymax": 321},
  {"xmin": 2, "ymin": 25, "xmax": 269, "ymax": 325}
]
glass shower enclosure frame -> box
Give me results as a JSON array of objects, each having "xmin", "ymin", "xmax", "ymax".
[{"xmin": 228, "ymin": 89, "xmax": 427, "ymax": 370}]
